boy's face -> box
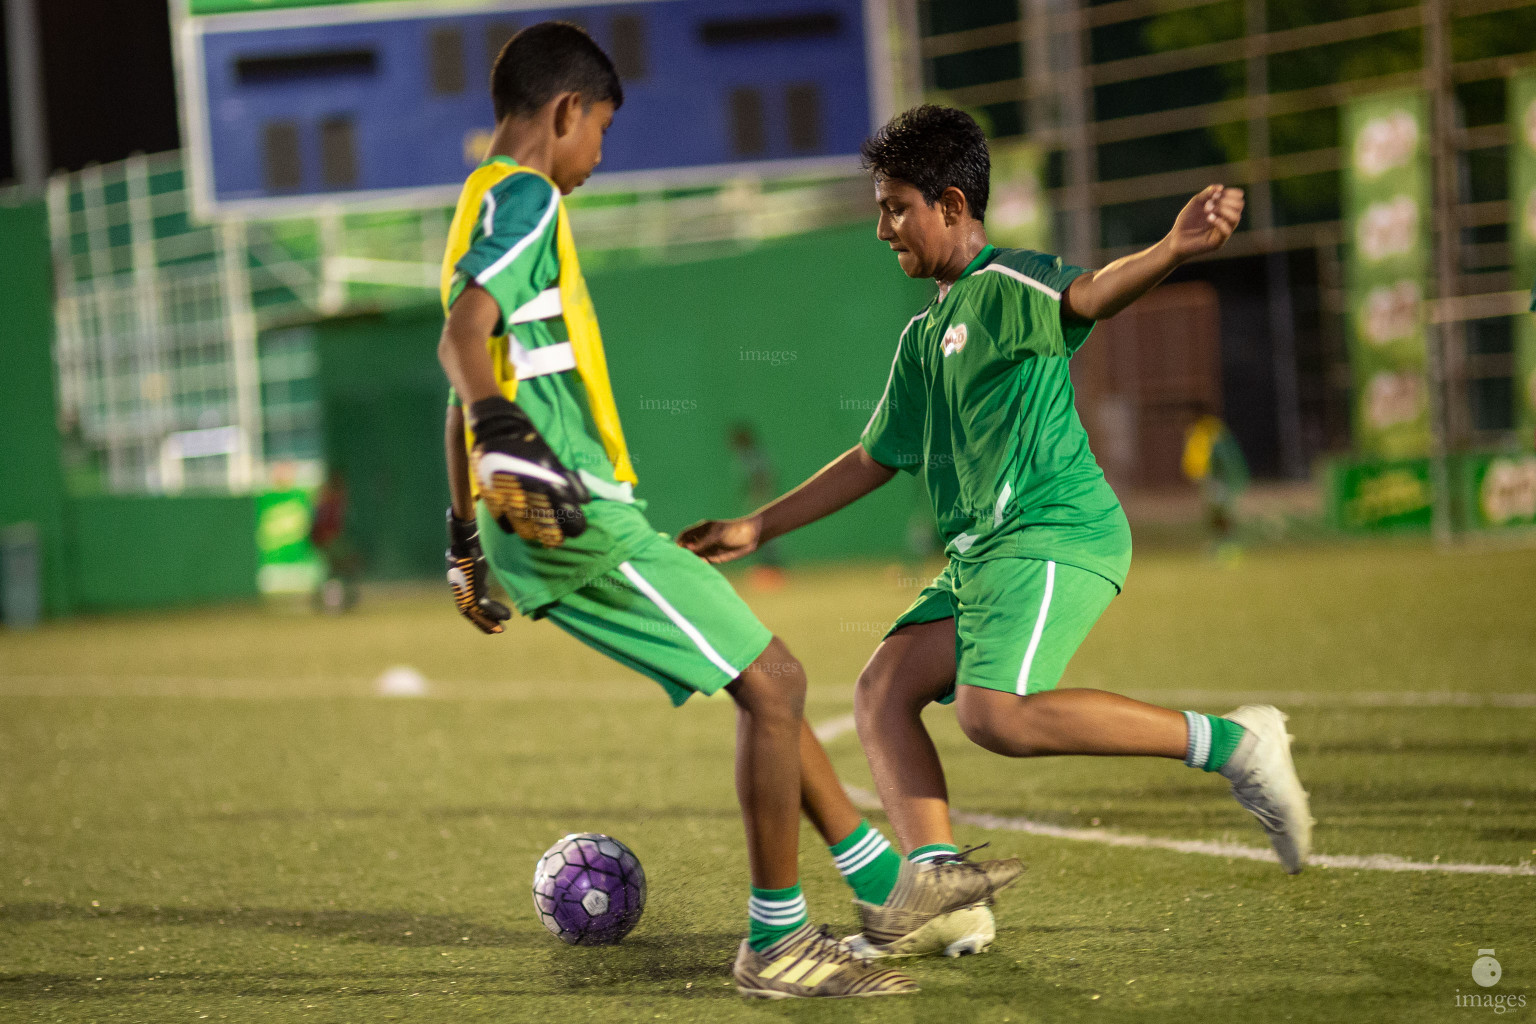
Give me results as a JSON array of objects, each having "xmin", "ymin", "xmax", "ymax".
[
  {"xmin": 874, "ymin": 177, "xmax": 960, "ymax": 279},
  {"xmin": 551, "ymin": 98, "xmax": 615, "ymax": 194}
]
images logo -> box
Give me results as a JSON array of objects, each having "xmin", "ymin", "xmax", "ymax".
[
  {"xmin": 1475, "ymin": 950, "xmax": 1503, "ymax": 989},
  {"xmin": 1454, "ymin": 949, "xmax": 1527, "ymax": 1013}
]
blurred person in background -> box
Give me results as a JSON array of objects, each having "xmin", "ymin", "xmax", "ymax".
[
  {"xmin": 728, "ymin": 423, "xmax": 787, "ymax": 590},
  {"xmin": 1181, "ymin": 405, "xmax": 1248, "ymax": 555},
  {"xmin": 309, "ymin": 468, "xmax": 359, "ymax": 612}
]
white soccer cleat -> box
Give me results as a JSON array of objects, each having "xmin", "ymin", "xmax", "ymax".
[
  {"xmin": 1219, "ymin": 704, "xmax": 1314, "ymax": 874},
  {"xmin": 844, "ymin": 903, "xmax": 997, "ymax": 960}
]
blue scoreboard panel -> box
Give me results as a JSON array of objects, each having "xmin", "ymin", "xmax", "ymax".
[{"xmin": 174, "ymin": 0, "xmax": 891, "ymax": 217}]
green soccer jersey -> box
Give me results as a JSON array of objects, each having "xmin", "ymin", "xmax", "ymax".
[
  {"xmin": 861, "ymin": 244, "xmax": 1132, "ymax": 588},
  {"xmin": 446, "ymin": 158, "xmax": 655, "ymax": 614}
]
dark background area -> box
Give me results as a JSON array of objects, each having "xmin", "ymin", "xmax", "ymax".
[{"xmin": 0, "ymin": 0, "xmax": 181, "ymax": 181}]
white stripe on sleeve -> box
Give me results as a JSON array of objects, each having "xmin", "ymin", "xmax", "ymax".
[
  {"xmin": 978, "ymin": 262, "xmax": 1062, "ymax": 300},
  {"xmin": 475, "ymin": 185, "xmax": 559, "ymax": 286}
]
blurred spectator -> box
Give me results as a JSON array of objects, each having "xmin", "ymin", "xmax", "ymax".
[
  {"xmin": 1182, "ymin": 407, "xmax": 1248, "ymax": 551},
  {"xmin": 728, "ymin": 423, "xmax": 787, "ymax": 590},
  {"xmin": 310, "ymin": 469, "xmax": 360, "ymax": 612}
]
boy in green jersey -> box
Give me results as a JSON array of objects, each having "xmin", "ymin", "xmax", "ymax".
[
  {"xmin": 436, "ymin": 31, "xmax": 1020, "ymax": 997},
  {"xmin": 682, "ymin": 106, "xmax": 1313, "ymax": 956}
]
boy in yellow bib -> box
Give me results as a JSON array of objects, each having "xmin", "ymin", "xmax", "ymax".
[{"xmin": 436, "ymin": 24, "xmax": 1021, "ymax": 999}]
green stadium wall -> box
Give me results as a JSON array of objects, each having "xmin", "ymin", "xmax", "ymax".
[
  {"xmin": 316, "ymin": 223, "xmax": 935, "ymax": 580},
  {"xmin": 3, "ymin": 218, "xmax": 931, "ymax": 615},
  {"xmin": 0, "ymin": 201, "xmax": 71, "ymax": 618},
  {"xmin": 66, "ymin": 495, "xmax": 259, "ymax": 612}
]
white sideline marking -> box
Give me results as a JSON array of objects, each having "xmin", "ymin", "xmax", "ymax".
[
  {"xmin": 811, "ymin": 692, "xmax": 1536, "ymax": 738},
  {"xmin": 1123, "ymin": 689, "xmax": 1536, "ymax": 709},
  {"xmin": 814, "ymin": 708, "xmax": 1536, "ymax": 878},
  {"xmin": 812, "ymin": 713, "xmax": 856, "ymax": 743}
]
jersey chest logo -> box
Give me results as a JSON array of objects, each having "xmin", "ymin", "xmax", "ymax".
[{"xmin": 941, "ymin": 322, "xmax": 968, "ymax": 357}]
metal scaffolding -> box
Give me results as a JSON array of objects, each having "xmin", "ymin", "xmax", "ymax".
[{"xmin": 918, "ymin": 0, "xmax": 1535, "ymax": 467}]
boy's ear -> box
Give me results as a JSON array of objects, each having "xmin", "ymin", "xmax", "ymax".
[
  {"xmin": 551, "ymin": 91, "xmax": 582, "ymax": 138},
  {"xmin": 939, "ymin": 186, "xmax": 969, "ymax": 227}
]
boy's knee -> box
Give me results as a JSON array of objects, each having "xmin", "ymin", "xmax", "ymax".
[
  {"xmin": 853, "ymin": 665, "xmax": 890, "ymax": 715},
  {"xmin": 732, "ymin": 637, "xmax": 806, "ymax": 719},
  {"xmin": 955, "ymin": 688, "xmax": 1041, "ymax": 756},
  {"xmin": 954, "ymin": 699, "xmax": 1000, "ymax": 751}
]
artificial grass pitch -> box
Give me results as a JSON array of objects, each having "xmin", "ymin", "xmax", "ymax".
[{"xmin": 1, "ymin": 541, "xmax": 1533, "ymax": 1022}]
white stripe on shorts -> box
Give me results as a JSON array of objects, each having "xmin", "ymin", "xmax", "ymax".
[
  {"xmin": 618, "ymin": 561, "xmax": 743, "ymax": 681},
  {"xmin": 1015, "ymin": 560, "xmax": 1057, "ymax": 694}
]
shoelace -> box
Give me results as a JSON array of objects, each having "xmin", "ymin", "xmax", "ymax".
[{"xmin": 930, "ymin": 841, "xmax": 991, "ymax": 866}]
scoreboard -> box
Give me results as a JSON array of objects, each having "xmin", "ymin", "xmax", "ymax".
[{"xmin": 173, "ymin": 0, "xmax": 892, "ymax": 218}]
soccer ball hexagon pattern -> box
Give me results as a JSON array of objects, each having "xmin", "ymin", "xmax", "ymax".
[{"xmin": 532, "ymin": 832, "xmax": 647, "ymax": 945}]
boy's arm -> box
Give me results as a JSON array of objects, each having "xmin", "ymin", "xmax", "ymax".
[
  {"xmin": 438, "ymin": 283, "xmax": 591, "ymax": 545},
  {"xmin": 438, "ymin": 286, "xmax": 504, "ymax": 407},
  {"xmin": 678, "ymin": 445, "xmax": 895, "ymax": 563},
  {"xmin": 444, "ymin": 399, "xmax": 512, "ymax": 633},
  {"xmin": 1063, "ymin": 184, "xmax": 1244, "ymax": 322},
  {"xmin": 446, "ymin": 401, "xmax": 475, "ymax": 519}
]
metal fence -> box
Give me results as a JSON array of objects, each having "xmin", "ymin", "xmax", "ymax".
[
  {"xmin": 914, "ymin": 0, "xmax": 1536, "ymax": 469},
  {"xmin": 45, "ymin": 152, "xmax": 874, "ymax": 496}
]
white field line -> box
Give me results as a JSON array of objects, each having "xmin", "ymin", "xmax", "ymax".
[
  {"xmin": 1120, "ymin": 689, "xmax": 1536, "ymax": 709},
  {"xmin": 814, "ymin": 711, "xmax": 1536, "ymax": 878}
]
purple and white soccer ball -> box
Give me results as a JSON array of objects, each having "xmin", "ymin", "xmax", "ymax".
[{"xmin": 532, "ymin": 832, "xmax": 647, "ymax": 945}]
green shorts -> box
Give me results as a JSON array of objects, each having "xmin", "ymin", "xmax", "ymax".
[
  {"xmin": 532, "ymin": 531, "xmax": 773, "ymax": 707},
  {"xmin": 888, "ymin": 557, "xmax": 1117, "ymax": 703}
]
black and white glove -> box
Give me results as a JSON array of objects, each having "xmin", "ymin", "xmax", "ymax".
[
  {"xmin": 468, "ymin": 396, "xmax": 590, "ymax": 547},
  {"xmin": 446, "ymin": 509, "xmax": 511, "ymax": 634}
]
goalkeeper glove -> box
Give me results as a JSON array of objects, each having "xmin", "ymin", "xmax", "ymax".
[
  {"xmin": 446, "ymin": 509, "xmax": 511, "ymax": 634},
  {"xmin": 469, "ymin": 396, "xmax": 590, "ymax": 547}
]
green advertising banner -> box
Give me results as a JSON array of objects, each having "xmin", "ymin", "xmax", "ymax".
[
  {"xmin": 1455, "ymin": 451, "xmax": 1536, "ymax": 531},
  {"xmin": 988, "ymin": 140, "xmax": 1052, "ymax": 253},
  {"xmin": 1342, "ymin": 91, "xmax": 1433, "ymax": 459},
  {"xmin": 1326, "ymin": 457, "xmax": 1434, "ymax": 532},
  {"xmin": 1510, "ymin": 73, "xmax": 1536, "ymax": 441},
  {"xmin": 255, "ymin": 489, "xmax": 324, "ymax": 595}
]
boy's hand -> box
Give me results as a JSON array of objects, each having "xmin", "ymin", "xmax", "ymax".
[
  {"xmin": 1166, "ymin": 185, "xmax": 1244, "ymax": 260},
  {"xmin": 446, "ymin": 510, "xmax": 512, "ymax": 634},
  {"xmin": 469, "ymin": 396, "xmax": 591, "ymax": 547},
  {"xmin": 677, "ymin": 516, "xmax": 762, "ymax": 563}
]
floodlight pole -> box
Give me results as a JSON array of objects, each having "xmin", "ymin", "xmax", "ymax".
[
  {"xmin": 1244, "ymin": 0, "xmax": 1305, "ymax": 479},
  {"xmin": 4, "ymin": 0, "xmax": 49, "ymax": 192},
  {"xmin": 1424, "ymin": 0, "xmax": 1458, "ymax": 543},
  {"xmin": 1038, "ymin": 0, "xmax": 1097, "ymax": 267}
]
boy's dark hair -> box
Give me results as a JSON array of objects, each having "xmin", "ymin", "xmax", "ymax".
[
  {"xmin": 490, "ymin": 22, "xmax": 624, "ymax": 121},
  {"xmin": 860, "ymin": 105, "xmax": 990, "ymax": 221}
]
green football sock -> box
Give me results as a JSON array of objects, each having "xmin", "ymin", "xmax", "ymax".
[
  {"xmin": 748, "ymin": 884, "xmax": 807, "ymax": 951},
  {"xmin": 829, "ymin": 820, "xmax": 902, "ymax": 905},
  {"xmin": 908, "ymin": 843, "xmax": 960, "ymax": 864},
  {"xmin": 1183, "ymin": 711, "xmax": 1246, "ymax": 772}
]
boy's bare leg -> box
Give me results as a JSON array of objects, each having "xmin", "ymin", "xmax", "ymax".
[
  {"xmin": 853, "ymin": 619, "xmax": 961, "ymax": 853},
  {"xmin": 953, "ymin": 687, "xmax": 1186, "ymax": 759},
  {"xmin": 798, "ymin": 719, "xmax": 865, "ymax": 845},
  {"xmin": 725, "ymin": 636, "xmax": 807, "ymax": 889}
]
